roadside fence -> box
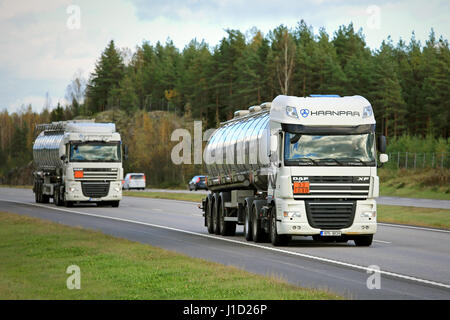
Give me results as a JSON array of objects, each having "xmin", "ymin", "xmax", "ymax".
[{"xmin": 385, "ymin": 152, "xmax": 449, "ymax": 169}]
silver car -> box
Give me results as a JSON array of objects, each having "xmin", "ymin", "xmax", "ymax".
[{"xmin": 123, "ymin": 173, "xmax": 146, "ymax": 190}]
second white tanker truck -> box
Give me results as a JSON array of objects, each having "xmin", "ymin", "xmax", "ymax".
[
  {"xmin": 32, "ymin": 120, "xmax": 125, "ymax": 207},
  {"xmin": 200, "ymin": 94, "xmax": 388, "ymax": 246}
]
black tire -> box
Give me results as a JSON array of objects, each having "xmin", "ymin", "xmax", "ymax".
[
  {"xmin": 219, "ymin": 201, "xmax": 236, "ymax": 236},
  {"xmin": 111, "ymin": 201, "xmax": 120, "ymax": 208},
  {"xmin": 354, "ymin": 235, "xmax": 373, "ymax": 247},
  {"xmin": 244, "ymin": 204, "xmax": 253, "ymax": 241},
  {"xmin": 206, "ymin": 198, "xmax": 214, "ymax": 234},
  {"xmin": 252, "ymin": 205, "xmax": 264, "ymax": 243},
  {"xmin": 41, "ymin": 194, "xmax": 50, "ymax": 204},
  {"xmin": 270, "ymin": 209, "xmax": 289, "ymax": 246},
  {"xmin": 64, "ymin": 193, "xmax": 73, "ymax": 207},
  {"xmin": 35, "ymin": 183, "xmax": 41, "ymax": 203},
  {"xmin": 212, "ymin": 196, "xmax": 220, "ymax": 235},
  {"xmin": 54, "ymin": 188, "xmax": 63, "ymax": 206},
  {"xmin": 219, "ymin": 200, "xmax": 225, "ymax": 235}
]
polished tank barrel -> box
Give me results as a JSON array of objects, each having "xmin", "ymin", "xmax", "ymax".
[
  {"xmin": 33, "ymin": 131, "xmax": 65, "ymax": 170},
  {"xmin": 204, "ymin": 111, "xmax": 270, "ymax": 191}
]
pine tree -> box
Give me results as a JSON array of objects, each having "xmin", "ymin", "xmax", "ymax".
[{"xmin": 86, "ymin": 40, "xmax": 125, "ymax": 113}]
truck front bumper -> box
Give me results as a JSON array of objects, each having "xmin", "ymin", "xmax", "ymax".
[
  {"xmin": 276, "ymin": 199, "xmax": 377, "ymax": 236},
  {"xmin": 64, "ymin": 180, "xmax": 123, "ymax": 202}
]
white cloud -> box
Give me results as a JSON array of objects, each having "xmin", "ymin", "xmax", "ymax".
[{"xmin": 0, "ymin": 0, "xmax": 448, "ymax": 113}]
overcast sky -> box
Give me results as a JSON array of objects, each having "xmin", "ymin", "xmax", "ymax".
[{"xmin": 0, "ymin": 0, "xmax": 448, "ymax": 113}]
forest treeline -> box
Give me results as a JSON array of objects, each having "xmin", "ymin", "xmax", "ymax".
[{"xmin": 0, "ymin": 21, "xmax": 449, "ymax": 184}]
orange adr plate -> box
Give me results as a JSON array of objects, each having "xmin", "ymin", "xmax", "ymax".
[{"xmin": 293, "ymin": 182, "xmax": 310, "ymax": 194}]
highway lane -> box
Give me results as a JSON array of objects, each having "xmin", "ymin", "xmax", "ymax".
[
  {"xmin": 0, "ymin": 187, "xmax": 449, "ymax": 299},
  {"xmin": 144, "ymin": 188, "xmax": 450, "ymax": 209}
]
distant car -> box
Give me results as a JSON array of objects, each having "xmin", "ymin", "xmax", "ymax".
[
  {"xmin": 123, "ymin": 173, "xmax": 146, "ymax": 190},
  {"xmin": 189, "ymin": 175, "xmax": 207, "ymax": 191}
]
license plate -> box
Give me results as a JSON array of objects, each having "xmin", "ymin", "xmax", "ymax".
[
  {"xmin": 320, "ymin": 230, "xmax": 342, "ymax": 236},
  {"xmin": 293, "ymin": 182, "xmax": 310, "ymax": 194},
  {"xmin": 89, "ymin": 198, "xmax": 100, "ymax": 201}
]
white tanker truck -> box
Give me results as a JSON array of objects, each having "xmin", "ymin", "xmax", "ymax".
[
  {"xmin": 200, "ymin": 95, "xmax": 388, "ymax": 246},
  {"xmin": 32, "ymin": 120, "xmax": 125, "ymax": 207}
]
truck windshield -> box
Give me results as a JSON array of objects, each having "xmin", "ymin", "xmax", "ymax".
[
  {"xmin": 284, "ymin": 133, "xmax": 376, "ymax": 166},
  {"xmin": 69, "ymin": 142, "xmax": 121, "ymax": 162}
]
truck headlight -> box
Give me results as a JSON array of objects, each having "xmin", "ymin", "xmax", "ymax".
[
  {"xmin": 284, "ymin": 211, "xmax": 301, "ymax": 218},
  {"xmin": 114, "ymin": 187, "xmax": 120, "ymax": 192},
  {"xmin": 361, "ymin": 211, "xmax": 376, "ymax": 219}
]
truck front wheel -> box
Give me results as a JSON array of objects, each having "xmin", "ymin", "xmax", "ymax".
[
  {"xmin": 252, "ymin": 205, "xmax": 265, "ymax": 243},
  {"xmin": 111, "ymin": 201, "xmax": 120, "ymax": 208},
  {"xmin": 270, "ymin": 211, "xmax": 289, "ymax": 246},
  {"xmin": 354, "ymin": 235, "xmax": 373, "ymax": 247},
  {"xmin": 54, "ymin": 188, "xmax": 63, "ymax": 206}
]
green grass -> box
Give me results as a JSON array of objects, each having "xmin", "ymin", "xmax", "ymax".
[
  {"xmin": 379, "ymin": 185, "xmax": 450, "ymax": 200},
  {"xmin": 0, "ymin": 185, "xmax": 32, "ymax": 189},
  {"xmin": 378, "ymin": 205, "xmax": 450, "ymax": 229},
  {"xmin": 378, "ymin": 168, "xmax": 450, "ymax": 200},
  {"xmin": 123, "ymin": 191, "xmax": 204, "ymax": 202},
  {"xmin": 0, "ymin": 211, "xmax": 339, "ymax": 300}
]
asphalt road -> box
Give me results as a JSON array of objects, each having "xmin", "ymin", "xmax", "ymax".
[
  {"xmin": 144, "ymin": 188, "xmax": 450, "ymax": 209},
  {"xmin": 0, "ymin": 187, "xmax": 449, "ymax": 300}
]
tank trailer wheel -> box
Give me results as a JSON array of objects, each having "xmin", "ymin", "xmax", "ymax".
[
  {"xmin": 206, "ymin": 199, "xmax": 214, "ymax": 234},
  {"xmin": 244, "ymin": 204, "xmax": 253, "ymax": 241}
]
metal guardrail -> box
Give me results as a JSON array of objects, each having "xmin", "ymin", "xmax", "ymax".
[{"xmin": 385, "ymin": 152, "xmax": 449, "ymax": 169}]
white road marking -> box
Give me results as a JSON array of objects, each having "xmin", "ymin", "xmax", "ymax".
[
  {"xmin": 378, "ymin": 222, "xmax": 450, "ymax": 234},
  {"xmin": 373, "ymin": 239, "xmax": 391, "ymax": 244},
  {"xmin": 1, "ymin": 198, "xmax": 449, "ymax": 290}
]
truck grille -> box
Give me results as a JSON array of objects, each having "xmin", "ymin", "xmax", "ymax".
[
  {"xmin": 305, "ymin": 200, "xmax": 356, "ymax": 230},
  {"xmin": 75, "ymin": 168, "xmax": 118, "ymax": 181},
  {"xmin": 81, "ymin": 182, "xmax": 110, "ymax": 198},
  {"xmin": 293, "ymin": 176, "xmax": 370, "ymax": 199}
]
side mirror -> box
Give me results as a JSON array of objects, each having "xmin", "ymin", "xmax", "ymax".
[
  {"xmin": 377, "ymin": 135, "xmax": 387, "ymax": 153},
  {"xmin": 60, "ymin": 155, "xmax": 67, "ymax": 161},
  {"xmin": 123, "ymin": 145, "xmax": 129, "ymax": 161}
]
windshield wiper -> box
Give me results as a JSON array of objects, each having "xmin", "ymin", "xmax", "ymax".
[
  {"xmin": 287, "ymin": 157, "xmax": 319, "ymax": 165},
  {"xmin": 316, "ymin": 158, "xmax": 343, "ymax": 165},
  {"xmin": 337, "ymin": 157, "xmax": 372, "ymax": 166}
]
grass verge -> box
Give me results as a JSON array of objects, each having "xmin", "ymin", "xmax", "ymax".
[
  {"xmin": 378, "ymin": 168, "xmax": 450, "ymax": 200},
  {"xmin": 0, "ymin": 211, "xmax": 340, "ymax": 300},
  {"xmin": 378, "ymin": 205, "xmax": 450, "ymax": 230}
]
